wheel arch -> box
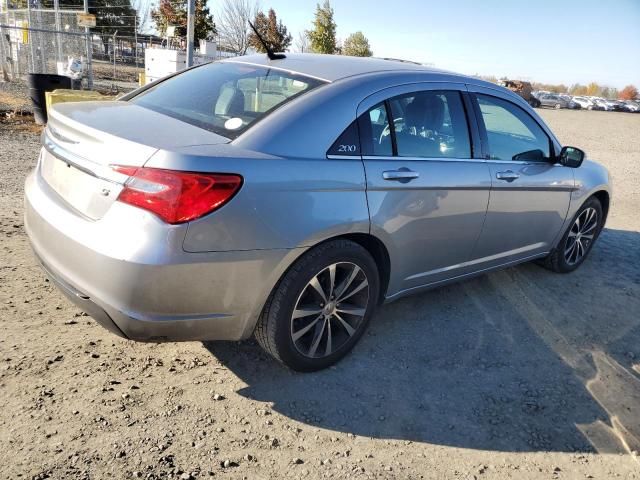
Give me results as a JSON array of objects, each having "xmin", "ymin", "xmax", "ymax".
[
  {"xmin": 258, "ymin": 232, "xmax": 392, "ymax": 327},
  {"xmin": 592, "ymin": 190, "xmax": 610, "ymax": 224},
  {"xmin": 336, "ymin": 233, "xmax": 391, "ymax": 304},
  {"xmin": 552, "ymin": 188, "xmax": 610, "ymax": 251}
]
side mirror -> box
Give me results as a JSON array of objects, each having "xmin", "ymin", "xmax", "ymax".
[{"xmin": 559, "ymin": 146, "xmax": 585, "ymax": 168}]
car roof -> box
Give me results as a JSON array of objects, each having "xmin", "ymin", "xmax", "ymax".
[{"xmin": 223, "ymin": 53, "xmax": 457, "ymax": 83}]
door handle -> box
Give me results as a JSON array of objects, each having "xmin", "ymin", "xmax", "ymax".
[
  {"xmin": 495, "ymin": 170, "xmax": 520, "ymax": 182},
  {"xmin": 382, "ymin": 169, "xmax": 420, "ymax": 181}
]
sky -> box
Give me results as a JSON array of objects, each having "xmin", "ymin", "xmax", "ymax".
[{"xmin": 211, "ymin": 0, "xmax": 640, "ymax": 88}]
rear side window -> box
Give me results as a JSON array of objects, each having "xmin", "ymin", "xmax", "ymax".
[
  {"xmin": 359, "ymin": 91, "xmax": 471, "ymax": 159},
  {"xmin": 131, "ymin": 62, "xmax": 325, "ymax": 139},
  {"xmin": 359, "ymin": 103, "xmax": 393, "ymax": 156},
  {"xmin": 475, "ymin": 94, "xmax": 551, "ymax": 161},
  {"xmin": 389, "ymin": 91, "xmax": 470, "ymax": 158}
]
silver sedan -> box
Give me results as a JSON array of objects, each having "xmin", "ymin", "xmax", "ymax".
[{"xmin": 24, "ymin": 54, "xmax": 611, "ymax": 371}]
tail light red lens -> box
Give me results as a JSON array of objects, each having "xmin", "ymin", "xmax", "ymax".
[{"xmin": 111, "ymin": 166, "xmax": 242, "ymax": 224}]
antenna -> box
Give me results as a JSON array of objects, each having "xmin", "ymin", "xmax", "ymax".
[{"xmin": 248, "ymin": 21, "xmax": 286, "ymax": 60}]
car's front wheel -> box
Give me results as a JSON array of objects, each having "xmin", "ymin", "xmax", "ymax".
[
  {"xmin": 255, "ymin": 239, "xmax": 380, "ymax": 371},
  {"xmin": 554, "ymin": 103, "xmax": 562, "ymax": 109},
  {"xmin": 541, "ymin": 196, "xmax": 604, "ymax": 273}
]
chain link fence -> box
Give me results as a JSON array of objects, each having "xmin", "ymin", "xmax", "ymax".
[
  {"xmin": 1, "ymin": 8, "xmax": 91, "ymax": 84},
  {"xmin": 2, "ymin": 6, "xmax": 241, "ymax": 96}
]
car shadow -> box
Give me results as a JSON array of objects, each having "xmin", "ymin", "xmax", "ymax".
[{"xmin": 203, "ymin": 227, "xmax": 640, "ymax": 453}]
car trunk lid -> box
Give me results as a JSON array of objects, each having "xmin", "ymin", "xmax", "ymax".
[{"xmin": 40, "ymin": 101, "xmax": 230, "ymax": 220}]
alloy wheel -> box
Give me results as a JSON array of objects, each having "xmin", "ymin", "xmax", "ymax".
[
  {"xmin": 290, "ymin": 262, "xmax": 369, "ymax": 359},
  {"xmin": 564, "ymin": 207, "xmax": 598, "ymax": 265}
]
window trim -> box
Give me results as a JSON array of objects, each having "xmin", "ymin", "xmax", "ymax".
[
  {"xmin": 470, "ymin": 92, "xmax": 556, "ymax": 163},
  {"xmin": 461, "ymin": 91, "xmax": 483, "ymax": 160},
  {"xmin": 383, "ymin": 100, "xmax": 398, "ymax": 156}
]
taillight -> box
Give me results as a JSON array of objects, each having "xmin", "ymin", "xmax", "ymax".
[{"xmin": 111, "ymin": 166, "xmax": 242, "ymax": 224}]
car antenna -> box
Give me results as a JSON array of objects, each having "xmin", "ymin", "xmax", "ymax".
[{"xmin": 248, "ymin": 21, "xmax": 286, "ymax": 60}]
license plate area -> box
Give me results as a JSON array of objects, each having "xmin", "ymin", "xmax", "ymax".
[{"xmin": 40, "ymin": 149, "xmax": 123, "ymax": 220}]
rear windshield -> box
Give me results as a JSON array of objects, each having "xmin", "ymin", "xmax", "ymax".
[{"xmin": 130, "ymin": 62, "xmax": 326, "ymax": 139}]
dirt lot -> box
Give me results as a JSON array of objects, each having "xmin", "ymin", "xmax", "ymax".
[{"xmin": 1, "ymin": 107, "xmax": 639, "ymax": 480}]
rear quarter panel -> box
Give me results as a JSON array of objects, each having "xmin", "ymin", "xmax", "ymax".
[{"xmin": 145, "ymin": 145, "xmax": 370, "ymax": 252}]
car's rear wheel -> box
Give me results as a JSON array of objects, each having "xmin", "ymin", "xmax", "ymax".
[
  {"xmin": 255, "ymin": 239, "xmax": 379, "ymax": 371},
  {"xmin": 541, "ymin": 197, "xmax": 603, "ymax": 273},
  {"xmin": 554, "ymin": 103, "xmax": 562, "ymax": 109}
]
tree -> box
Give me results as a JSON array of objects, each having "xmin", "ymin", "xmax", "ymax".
[
  {"xmin": 619, "ymin": 85, "xmax": 639, "ymax": 100},
  {"xmin": 600, "ymin": 87, "xmax": 618, "ymax": 100},
  {"xmin": 569, "ymin": 83, "xmax": 588, "ymax": 95},
  {"xmin": 132, "ymin": 0, "xmax": 152, "ymax": 34},
  {"xmin": 89, "ymin": 0, "xmax": 138, "ymax": 54},
  {"xmin": 151, "ymin": 0, "xmax": 215, "ymax": 41},
  {"xmin": 342, "ymin": 31, "xmax": 372, "ymax": 57},
  {"xmin": 586, "ymin": 82, "xmax": 602, "ymax": 97},
  {"xmin": 248, "ymin": 8, "xmax": 292, "ymax": 53},
  {"xmin": 307, "ymin": 0, "xmax": 337, "ymax": 54},
  {"xmin": 217, "ymin": 0, "xmax": 258, "ymax": 55},
  {"xmin": 295, "ymin": 31, "xmax": 311, "ymax": 53}
]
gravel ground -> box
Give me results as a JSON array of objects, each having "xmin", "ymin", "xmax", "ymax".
[{"xmin": 1, "ymin": 108, "xmax": 639, "ymax": 479}]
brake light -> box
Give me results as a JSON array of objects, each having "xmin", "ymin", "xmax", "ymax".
[{"xmin": 111, "ymin": 166, "xmax": 242, "ymax": 224}]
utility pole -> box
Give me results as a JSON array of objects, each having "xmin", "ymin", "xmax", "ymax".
[
  {"xmin": 53, "ymin": 0, "xmax": 62, "ymax": 63},
  {"xmin": 112, "ymin": 30, "xmax": 117, "ymax": 81},
  {"xmin": 26, "ymin": 0, "xmax": 36, "ymax": 73},
  {"xmin": 186, "ymin": 0, "xmax": 195, "ymax": 67},
  {"xmin": 134, "ymin": 15, "xmax": 138, "ymax": 68},
  {"xmin": 84, "ymin": 0, "xmax": 93, "ymax": 89}
]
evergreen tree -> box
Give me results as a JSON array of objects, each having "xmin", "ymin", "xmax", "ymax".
[
  {"xmin": 151, "ymin": 0, "xmax": 216, "ymax": 41},
  {"xmin": 306, "ymin": 0, "xmax": 337, "ymax": 54},
  {"xmin": 248, "ymin": 8, "xmax": 292, "ymax": 53},
  {"xmin": 89, "ymin": 0, "xmax": 138, "ymax": 54},
  {"xmin": 343, "ymin": 31, "xmax": 372, "ymax": 57}
]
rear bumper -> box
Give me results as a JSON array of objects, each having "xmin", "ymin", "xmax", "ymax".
[{"xmin": 24, "ymin": 168, "xmax": 303, "ymax": 342}]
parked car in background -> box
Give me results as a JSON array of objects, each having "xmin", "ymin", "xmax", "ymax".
[
  {"xmin": 539, "ymin": 94, "xmax": 580, "ymax": 109},
  {"xmin": 572, "ymin": 96, "xmax": 600, "ymax": 110},
  {"xmin": 602, "ymin": 99, "xmax": 624, "ymax": 111},
  {"xmin": 593, "ymin": 98, "xmax": 613, "ymax": 111},
  {"xmin": 622, "ymin": 100, "xmax": 640, "ymax": 112},
  {"xmin": 24, "ymin": 54, "xmax": 611, "ymax": 371}
]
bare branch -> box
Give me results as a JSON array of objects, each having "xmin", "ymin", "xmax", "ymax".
[
  {"xmin": 216, "ymin": 0, "xmax": 259, "ymax": 55},
  {"xmin": 295, "ymin": 30, "xmax": 310, "ymax": 53}
]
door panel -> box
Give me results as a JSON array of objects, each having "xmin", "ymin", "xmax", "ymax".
[
  {"xmin": 471, "ymin": 161, "xmax": 574, "ymax": 264},
  {"xmin": 366, "ymin": 159, "xmax": 491, "ymax": 293},
  {"xmin": 356, "ymin": 84, "xmax": 491, "ymax": 296},
  {"xmin": 467, "ymin": 90, "xmax": 574, "ymax": 267}
]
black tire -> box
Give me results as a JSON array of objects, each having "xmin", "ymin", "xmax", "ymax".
[
  {"xmin": 554, "ymin": 103, "xmax": 562, "ymax": 110},
  {"xmin": 541, "ymin": 196, "xmax": 604, "ymax": 273},
  {"xmin": 254, "ymin": 239, "xmax": 380, "ymax": 372}
]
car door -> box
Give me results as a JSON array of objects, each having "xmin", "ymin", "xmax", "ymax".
[
  {"xmin": 355, "ymin": 84, "xmax": 491, "ymax": 297},
  {"xmin": 466, "ymin": 88, "xmax": 574, "ymax": 268}
]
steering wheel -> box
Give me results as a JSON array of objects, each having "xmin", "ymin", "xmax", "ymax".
[{"xmin": 379, "ymin": 117, "xmax": 405, "ymax": 144}]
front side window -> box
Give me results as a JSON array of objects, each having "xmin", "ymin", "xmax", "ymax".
[
  {"xmin": 359, "ymin": 90, "xmax": 471, "ymax": 159},
  {"xmin": 131, "ymin": 62, "xmax": 325, "ymax": 139},
  {"xmin": 476, "ymin": 94, "xmax": 551, "ymax": 161}
]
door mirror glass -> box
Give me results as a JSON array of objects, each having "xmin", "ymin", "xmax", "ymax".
[{"xmin": 559, "ymin": 146, "xmax": 585, "ymax": 168}]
